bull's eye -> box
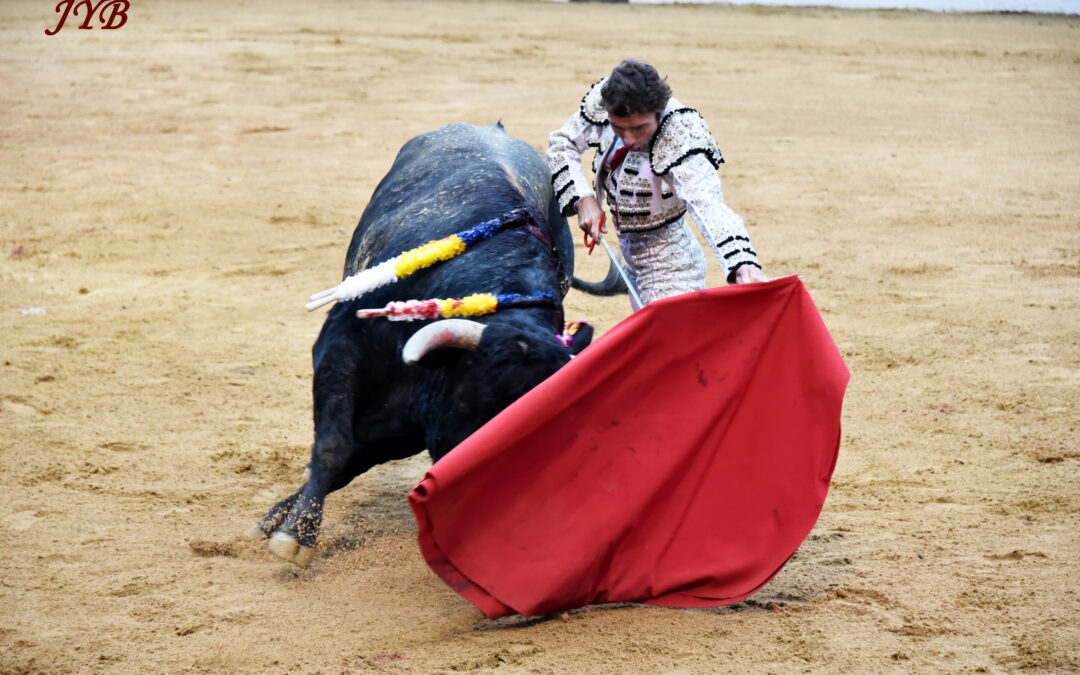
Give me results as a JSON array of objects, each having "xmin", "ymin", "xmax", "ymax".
[{"xmin": 516, "ymin": 339, "xmax": 529, "ymax": 355}]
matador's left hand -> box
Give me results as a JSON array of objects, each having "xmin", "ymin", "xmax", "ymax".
[{"xmin": 734, "ymin": 266, "xmax": 769, "ymax": 284}]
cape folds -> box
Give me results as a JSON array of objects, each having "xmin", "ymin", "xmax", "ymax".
[{"xmin": 409, "ymin": 276, "xmax": 850, "ymax": 618}]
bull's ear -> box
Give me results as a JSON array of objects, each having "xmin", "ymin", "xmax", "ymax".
[{"xmin": 568, "ymin": 323, "xmax": 594, "ymax": 356}]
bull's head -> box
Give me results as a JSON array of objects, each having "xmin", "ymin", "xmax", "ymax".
[{"xmin": 401, "ymin": 318, "xmax": 592, "ymax": 461}]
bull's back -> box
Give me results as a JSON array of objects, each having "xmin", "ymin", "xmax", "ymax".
[{"xmin": 344, "ymin": 123, "xmax": 553, "ymax": 277}]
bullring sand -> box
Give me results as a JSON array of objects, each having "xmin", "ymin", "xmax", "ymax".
[{"xmin": 1, "ymin": 0, "xmax": 1078, "ymax": 672}]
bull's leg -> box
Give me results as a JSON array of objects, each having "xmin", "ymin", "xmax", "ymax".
[
  {"xmin": 250, "ymin": 360, "xmax": 360, "ymax": 564},
  {"xmin": 251, "ymin": 433, "xmax": 417, "ymax": 566},
  {"xmin": 249, "ymin": 491, "xmax": 300, "ymax": 540},
  {"xmin": 247, "ymin": 324, "xmax": 365, "ymax": 566},
  {"xmin": 252, "ymin": 370, "xmax": 421, "ymax": 564},
  {"xmin": 251, "ymin": 318, "xmax": 424, "ymax": 566},
  {"xmin": 268, "ymin": 424, "xmax": 354, "ymax": 566}
]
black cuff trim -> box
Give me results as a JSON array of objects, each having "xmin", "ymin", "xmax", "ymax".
[
  {"xmin": 716, "ymin": 235, "xmax": 750, "ymax": 249},
  {"xmin": 552, "ymin": 165, "xmax": 569, "ymax": 183},
  {"xmin": 555, "ymin": 181, "xmax": 573, "ymax": 201},
  {"xmin": 563, "ymin": 195, "xmax": 580, "ymax": 217},
  {"xmin": 722, "ymin": 246, "xmax": 757, "ymax": 260}
]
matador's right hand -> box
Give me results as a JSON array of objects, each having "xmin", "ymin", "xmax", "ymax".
[{"xmin": 574, "ymin": 195, "xmax": 607, "ymax": 248}]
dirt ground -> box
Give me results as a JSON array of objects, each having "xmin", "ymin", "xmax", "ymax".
[{"xmin": 2, "ymin": 0, "xmax": 1078, "ymax": 672}]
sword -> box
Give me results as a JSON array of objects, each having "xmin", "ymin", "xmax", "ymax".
[{"xmin": 584, "ymin": 212, "xmax": 643, "ymax": 309}]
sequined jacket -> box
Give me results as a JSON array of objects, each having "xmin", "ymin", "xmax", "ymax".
[{"xmin": 548, "ymin": 79, "xmax": 761, "ymax": 282}]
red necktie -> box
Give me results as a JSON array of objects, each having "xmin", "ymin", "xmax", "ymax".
[{"xmin": 608, "ymin": 146, "xmax": 629, "ymax": 172}]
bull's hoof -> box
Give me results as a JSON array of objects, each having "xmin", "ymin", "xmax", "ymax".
[{"xmin": 269, "ymin": 531, "xmax": 316, "ymax": 568}]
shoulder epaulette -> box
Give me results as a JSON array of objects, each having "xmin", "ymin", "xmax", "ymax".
[
  {"xmin": 579, "ymin": 79, "xmax": 609, "ymax": 127},
  {"xmin": 649, "ymin": 108, "xmax": 724, "ymax": 176}
]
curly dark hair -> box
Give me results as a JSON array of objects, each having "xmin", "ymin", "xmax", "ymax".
[{"xmin": 600, "ymin": 60, "xmax": 672, "ymax": 118}]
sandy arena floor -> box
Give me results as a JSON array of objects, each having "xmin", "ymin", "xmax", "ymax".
[{"xmin": 1, "ymin": 0, "xmax": 1078, "ymax": 672}]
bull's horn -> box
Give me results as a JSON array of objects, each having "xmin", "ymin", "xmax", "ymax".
[{"xmin": 402, "ymin": 319, "xmax": 487, "ymax": 365}]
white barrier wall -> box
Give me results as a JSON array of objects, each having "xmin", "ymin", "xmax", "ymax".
[{"xmin": 580, "ymin": 0, "xmax": 1079, "ymax": 14}]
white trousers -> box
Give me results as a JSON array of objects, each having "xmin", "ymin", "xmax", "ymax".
[{"xmin": 618, "ymin": 217, "xmax": 707, "ymax": 310}]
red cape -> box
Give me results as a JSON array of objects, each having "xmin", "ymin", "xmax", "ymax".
[{"xmin": 409, "ymin": 276, "xmax": 849, "ymax": 618}]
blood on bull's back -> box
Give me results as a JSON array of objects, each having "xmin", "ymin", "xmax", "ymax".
[{"xmin": 344, "ymin": 122, "xmax": 567, "ymax": 291}]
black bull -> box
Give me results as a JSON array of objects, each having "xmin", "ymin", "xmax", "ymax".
[{"xmin": 251, "ymin": 123, "xmax": 614, "ymax": 567}]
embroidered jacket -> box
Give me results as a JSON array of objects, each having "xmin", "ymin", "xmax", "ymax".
[{"xmin": 548, "ymin": 79, "xmax": 761, "ymax": 282}]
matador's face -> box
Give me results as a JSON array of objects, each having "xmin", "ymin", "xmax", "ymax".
[{"xmin": 608, "ymin": 111, "xmax": 661, "ymax": 153}]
